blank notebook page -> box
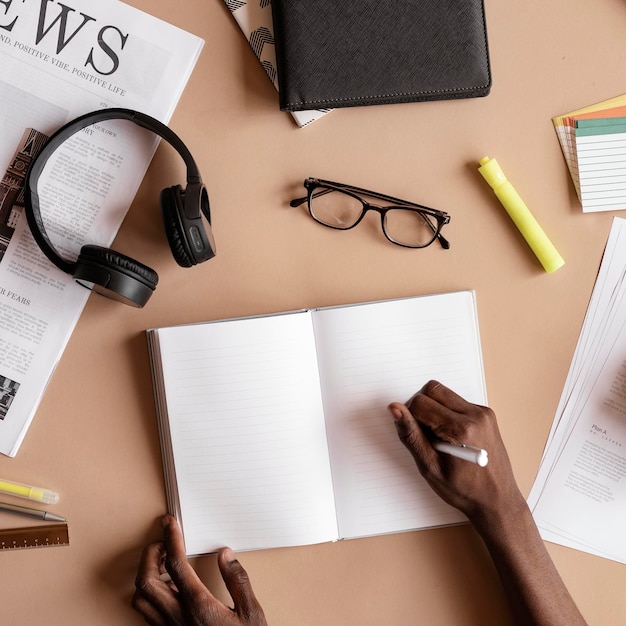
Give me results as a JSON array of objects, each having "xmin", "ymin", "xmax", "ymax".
[
  {"xmin": 156, "ymin": 312, "xmax": 338, "ymax": 555},
  {"xmin": 312, "ymin": 292, "xmax": 486, "ymax": 539}
]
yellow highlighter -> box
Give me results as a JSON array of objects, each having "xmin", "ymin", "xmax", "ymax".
[
  {"xmin": 0, "ymin": 477, "xmax": 59, "ymax": 504},
  {"xmin": 478, "ymin": 156, "xmax": 565, "ymax": 273}
]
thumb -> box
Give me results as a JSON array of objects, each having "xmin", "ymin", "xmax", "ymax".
[
  {"xmin": 162, "ymin": 515, "xmax": 210, "ymax": 601},
  {"xmin": 218, "ymin": 548, "xmax": 265, "ymax": 622}
]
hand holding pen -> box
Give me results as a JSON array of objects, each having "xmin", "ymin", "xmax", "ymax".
[
  {"xmin": 388, "ymin": 380, "xmax": 524, "ymax": 523},
  {"xmin": 133, "ymin": 382, "xmax": 586, "ymax": 626},
  {"xmin": 389, "ymin": 382, "xmax": 588, "ymax": 624}
]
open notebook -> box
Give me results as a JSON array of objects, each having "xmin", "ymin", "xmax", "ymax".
[{"xmin": 147, "ymin": 291, "xmax": 486, "ymax": 555}]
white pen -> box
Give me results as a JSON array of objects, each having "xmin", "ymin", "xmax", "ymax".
[
  {"xmin": 0, "ymin": 501, "xmax": 66, "ymax": 522},
  {"xmin": 433, "ymin": 441, "xmax": 489, "ymax": 467}
]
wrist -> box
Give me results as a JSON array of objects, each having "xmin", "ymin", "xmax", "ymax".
[{"xmin": 466, "ymin": 488, "xmax": 529, "ymax": 540}]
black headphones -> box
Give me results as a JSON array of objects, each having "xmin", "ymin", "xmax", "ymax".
[{"xmin": 24, "ymin": 108, "xmax": 216, "ymax": 308}]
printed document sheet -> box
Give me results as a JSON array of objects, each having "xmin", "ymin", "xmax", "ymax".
[{"xmin": 529, "ymin": 217, "xmax": 626, "ymax": 563}]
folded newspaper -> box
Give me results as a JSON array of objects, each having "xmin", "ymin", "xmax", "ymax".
[{"xmin": 0, "ymin": 0, "xmax": 203, "ymax": 456}]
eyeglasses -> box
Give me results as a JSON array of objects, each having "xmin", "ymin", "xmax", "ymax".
[{"xmin": 290, "ymin": 178, "xmax": 450, "ymax": 249}]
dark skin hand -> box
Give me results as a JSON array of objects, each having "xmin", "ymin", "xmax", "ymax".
[
  {"xmin": 132, "ymin": 515, "xmax": 267, "ymax": 626},
  {"xmin": 133, "ymin": 381, "xmax": 586, "ymax": 626},
  {"xmin": 389, "ymin": 380, "xmax": 587, "ymax": 626},
  {"xmin": 388, "ymin": 379, "xmax": 523, "ymax": 520}
]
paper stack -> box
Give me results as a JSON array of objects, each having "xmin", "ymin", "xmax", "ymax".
[
  {"xmin": 553, "ymin": 95, "xmax": 626, "ymax": 212},
  {"xmin": 223, "ymin": 0, "xmax": 331, "ymax": 128},
  {"xmin": 528, "ymin": 217, "xmax": 626, "ymax": 564}
]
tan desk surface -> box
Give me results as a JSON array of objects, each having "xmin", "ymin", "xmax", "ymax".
[{"xmin": 2, "ymin": 1, "xmax": 625, "ymax": 624}]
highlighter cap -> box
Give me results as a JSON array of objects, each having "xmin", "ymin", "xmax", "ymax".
[
  {"xmin": 478, "ymin": 156, "xmax": 507, "ymax": 189},
  {"xmin": 31, "ymin": 487, "xmax": 60, "ymax": 504}
]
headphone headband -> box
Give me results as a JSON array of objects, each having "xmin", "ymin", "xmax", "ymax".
[
  {"xmin": 24, "ymin": 108, "xmax": 202, "ymax": 275},
  {"xmin": 23, "ymin": 108, "xmax": 215, "ymax": 307}
]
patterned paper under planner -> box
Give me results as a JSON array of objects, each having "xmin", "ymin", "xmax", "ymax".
[
  {"xmin": 224, "ymin": 0, "xmax": 331, "ymax": 127},
  {"xmin": 575, "ymin": 117, "xmax": 626, "ymax": 213}
]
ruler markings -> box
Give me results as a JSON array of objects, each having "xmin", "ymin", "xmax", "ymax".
[{"xmin": 0, "ymin": 523, "xmax": 69, "ymax": 550}]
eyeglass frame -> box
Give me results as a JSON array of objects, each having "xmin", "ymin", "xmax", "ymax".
[{"xmin": 290, "ymin": 178, "xmax": 451, "ymax": 249}]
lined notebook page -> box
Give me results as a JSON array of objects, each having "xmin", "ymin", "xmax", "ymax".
[
  {"xmin": 312, "ymin": 292, "xmax": 486, "ymax": 540},
  {"xmin": 575, "ymin": 118, "xmax": 626, "ymax": 213},
  {"xmin": 153, "ymin": 312, "xmax": 338, "ymax": 555}
]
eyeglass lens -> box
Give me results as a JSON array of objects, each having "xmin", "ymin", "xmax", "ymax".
[
  {"xmin": 309, "ymin": 188, "xmax": 439, "ymax": 247},
  {"xmin": 310, "ymin": 188, "xmax": 363, "ymax": 228},
  {"xmin": 383, "ymin": 209, "xmax": 438, "ymax": 247}
]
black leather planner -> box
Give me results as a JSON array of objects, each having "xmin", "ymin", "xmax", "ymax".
[{"xmin": 271, "ymin": 0, "xmax": 492, "ymax": 111}]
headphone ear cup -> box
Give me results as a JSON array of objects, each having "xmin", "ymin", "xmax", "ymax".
[
  {"xmin": 79, "ymin": 245, "xmax": 159, "ymax": 286},
  {"xmin": 74, "ymin": 245, "xmax": 158, "ymax": 307},
  {"xmin": 160, "ymin": 185, "xmax": 195, "ymax": 268}
]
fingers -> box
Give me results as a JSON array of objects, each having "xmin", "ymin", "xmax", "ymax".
[
  {"xmin": 134, "ymin": 516, "xmax": 267, "ymax": 626},
  {"xmin": 413, "ymin": 380, "xmax": 474, "ymax": 412},
  {"xmin": 218, "ymin": 548, "xmax": 266, "ymax": 622},
  {"xmin": 390, "ymin": 380, "xmax": 495, "ymax": 466},
  {"xmin": 136, "ymin": 540, "xmax": 167, "ymax": 582},
  {"xmin": 409, "ymin": 391, "xmax": 466, "ymax": 442},
  {"xmin": 131, "ymin": 592, "xmax": 169, "ymax": 626},
  {"xmin": 161, "ymin": 515, "xmax": 216, "ymax": 605},
  {"xmin": 407, "ymin": 380, "xmax": 486, "ymax": 443},
  {"xmin": 133, "ymin": 541, "xmax": 184, "ymax": 625},
  {"xmin": 388, "ymin": 402, "xmax": 437, "ymax": 472}
]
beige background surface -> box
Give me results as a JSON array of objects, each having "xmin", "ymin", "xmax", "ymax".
[{"xmin": 1, "ymin": 0, "xmax": 625, "ymax": 624}]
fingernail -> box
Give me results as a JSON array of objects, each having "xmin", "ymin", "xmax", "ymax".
[
  {"xmin": 389, "ymin": 405, "xmax": 404, "ymax": 421},
  {"xmin": 222, "ymin": 547, "xmax": 236, "ymax": 562},
  {"xmin": 161, "ymin": 515, "xmax": 172, "ymax": 528}
]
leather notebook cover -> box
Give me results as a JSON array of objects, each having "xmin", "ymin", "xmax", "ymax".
[{"xmin": 271, "ymin": 0, "xmax": 492, "ymax": 112}]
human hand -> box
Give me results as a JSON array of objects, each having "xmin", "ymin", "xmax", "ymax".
[
  {"xmin": 389, "ymin": 382, "xmax": 589, "ymax": 626},
  {"xmin": 132, "ymin": 515, "xmax": 267, "ymax": 626},
  {"xmin": 388, "ymin": 380, "xmax": 525, "ymax": 524}
]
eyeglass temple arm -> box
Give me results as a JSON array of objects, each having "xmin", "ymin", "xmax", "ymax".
[{"xmin": 317, "ymin": 179, "xmax": 448, "ymax": 218}]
